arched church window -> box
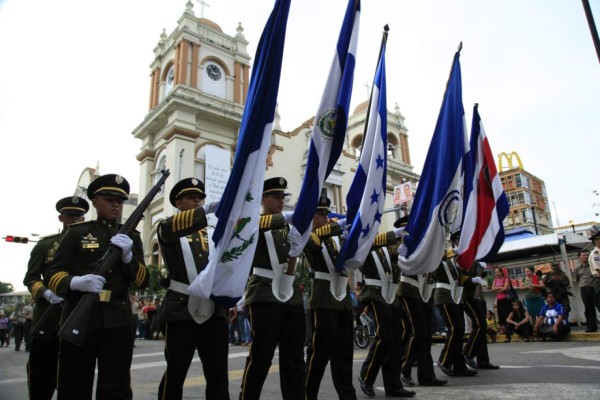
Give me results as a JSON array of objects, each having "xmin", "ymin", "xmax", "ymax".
[{"xmin": 350, "ymin": 134, "xmax": 363, "ymax": 158}]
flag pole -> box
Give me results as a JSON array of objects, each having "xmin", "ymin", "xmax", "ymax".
[{"xmin": 358, "ymin": 24, "xmax": 389, "ymax": 151}]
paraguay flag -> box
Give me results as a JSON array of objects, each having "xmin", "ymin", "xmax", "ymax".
[
  {"xmin": 289, "ymin": 0, "xmax": 360, "ymax": 257},
  {"xmin": 336, "ymin": 28, "xmax": 388, "ymax": 273},
  {"xmin": 456, "ymin": 104, "xmax": 509, "ymax": 268},
  {"xmin": 398, "ymin": 48, "xmax": 468, "ymax": 275},
  {"xmin": 188, "ymin": 0, "xmax": 291, "ymax": 307}
]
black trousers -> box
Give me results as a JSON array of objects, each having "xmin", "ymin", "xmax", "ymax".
[
  {"xmin": 359, "ymin": 300, "xmax": 402, "ymax": 390},
  {"xmin": 305, "ymin": 308, "xmax": 356, "ymax": 400},
  {"xmin": 506, "ymin": 321, "xmax": 533, "ymax": 339},
  {"xmin": 462, "ymin": 299, "xmax": 490, "ymax": 364},
  {"xmin": 27, "ymin": 333, "xmax": 59, "ymax": 400},
  {"xmin": 401, "ymin": 297, "xmax": 438, "ymax": 383},
  {"xmin": 381, "ymin": 303, "xmax": 407, "ymax": 392},
  {"xmin": 580, "ymin": 286, "xmax": 599, "ymax": 331},
  {"xmin": 437, "ymin": 303, "xmax": 467, "ymax": 373},
  {"xmin": 240, "ymin": 302, "xmax": 305, "ymax": 400},
  {"xmin": 57, "ymin": 326, "xmax": 133, "ymax": 400},
  {"xmin": 158, "ymin": 316, "xmax": 229, "ymax": 400}
]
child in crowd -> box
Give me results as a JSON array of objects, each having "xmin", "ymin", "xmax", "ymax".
[{"xmin": 486, "ymin": 309, "xmax": 498, "ymax": 343}]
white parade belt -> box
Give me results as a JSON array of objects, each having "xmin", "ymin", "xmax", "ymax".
[
  {"xmin": 252, "ymin": 267, "xmax": 274, "ymax": 279},
  {"xmin": 364, "ymin": 278, "xmax": 383, "ymax": 287}
]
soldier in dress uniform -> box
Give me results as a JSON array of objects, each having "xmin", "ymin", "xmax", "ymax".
[
  {"xmin": 240, "ymin": 177, "xmax": 306, "ymax": 400},
  {"xmin": 156, "ymin": 177, "xmax": 229, "ymax": 400},
  {"xmin": 460, "ymin": 257, "xmax": 500, "ymax": 371},
  {"xmin": 23, "ymin": 196, "xmax": 89, "ymax": 400},
  {"xmin": 397, "ymin": 216, "xmax": 448, "ymax": 388},
  {"xmin": 46, "ymin": 174, "xmax": 148, "ymax": 400},
  {"xmin": 302, "ymin": 196, "xmax": 357, "ymax": 400},
  {"xmin": 587, "ymin": 226, "xmax": 600, "ymax": 313},
  {"xmin": 431, "ymin": 243, "xmax": 476, "ymax": 378},
  {"xmin": 357, "ymin": 228, "xmax": 415, "ymax": 398}
]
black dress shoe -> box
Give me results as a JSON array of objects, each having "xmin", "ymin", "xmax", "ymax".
[
  {"xmin": 478, "ymin": 362, "xmax": 500, "ymax": 370},
  {"xmin": 419, "ymin": 378, "xmax": 448, "ymax": 386},
  {"xmin": 465, "ymin": 356, "xmax": 478, "ymax": 370},
  {"xmin": 401, "ymin": 375, "xmax": 415, "ymax": 387},
  {"xmin": 385, "ymin": 388, "xmax": 416, "ymax": 397},
  {"xmin": 358, "ymin": 376, "xmax": 376, "ymax": 397},
  {"xmin": 585, "ymin": 329, "xmax": 597, "ymax": 333},
  {"xmin": 454, "ymin": 368, "xmax": 477, "ymax": 376},
  {"xmin": 438, "ymin": 364, "xmax": 455, "ymax": 377}
]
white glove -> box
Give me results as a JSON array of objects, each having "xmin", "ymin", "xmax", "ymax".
[
  {"xmin": 472, "ymin": 277, "xmax": 483, "ymax": 285},
  {"xmin": 42, "ymin": 289, "xmax": 64, "ymax": 304},
  {"xmin": 202, "ymin": 201, "xmax": 219, "ymax": 214},
  {"xmin": 70, "ymin": 274, "xmax": 106, "ymax": 294},
  {"xmin": 283, "ymin": 211, "xmax": 294, "ymax": 225},
  {"xmin": 111, "ymin": 233, "xmax": 133, "ymax": 263},
  {"xmin": 341, "ymin": 228, "xmax": 350, "ymax": 241},
  {"xmin": 397, "ymin": 244, "xmax": 408, "ymax": 257},
  {"xmin": 393, "ymin": 227, "xmax": 407, "ymax": 238},
  {"xmin": 336, "ymin": 218, "xmax": 347, "ymax": 228}
]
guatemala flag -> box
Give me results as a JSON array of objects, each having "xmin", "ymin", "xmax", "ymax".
[
  {"xmin": 290, "ymin": 0, "xmax": 360, "ymax": 257},
  {"xmin": 188, "ymin": 0, "xmax": 291, "ymax": 307},
  {"xmin": 398, "ymin": 48, "xmax": 468, "ymax": 275},
  {"xmin": 456, "ymin": 104, "xmax": 509, "ymax": 269},
  {"xmin": 336, "ymin": 29, "xmax": 388, "ymax": 273}
]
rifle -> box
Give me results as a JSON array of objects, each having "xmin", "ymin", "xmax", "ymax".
[{"xmin": 58, "ymin": 169, "xmax": 170, "ymax": 346}]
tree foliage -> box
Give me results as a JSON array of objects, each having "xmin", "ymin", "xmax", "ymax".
[{"xmin": 0, "ymin": 281, "xmax": 14, "ymax": 294}]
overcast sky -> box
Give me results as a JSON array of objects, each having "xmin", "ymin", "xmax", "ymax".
[{"xmin": 1, "ymin": 0, "xmax": 598, "ymax": 292}]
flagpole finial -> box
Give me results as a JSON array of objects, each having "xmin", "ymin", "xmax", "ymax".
[
  {"xmin": 474, "ymin": 103, "xmax": 479, "ymax": 109},
  {"xmin": 457, "ymin": 41, "xmax": 463, "ymax": 53},
  {"xmin": 383, "ymin": 24, "xmax": 389, "ymax": 32}
]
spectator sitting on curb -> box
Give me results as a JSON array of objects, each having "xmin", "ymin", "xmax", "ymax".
[
  {"xmin": 505, "ymin": 300, "xmax": 533, "ymax": 342},
  {"xmin": 533, "ymin": 291, "xmax": 571, "ymax": 342},
  {"xmin": 485, "ymin": 310, "xmax": 497, "ymax": 343}
]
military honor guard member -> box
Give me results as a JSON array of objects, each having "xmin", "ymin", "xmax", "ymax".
[
  {"xmin": 47, "ymin": 174, "xmax": 148, "ymax": 400},
  {"xmin": 432, "ymin": 244, "xmax": 477, "ymax": 378},
  {"xmin": 302, "ymin": 197, "xmax": 357, "ymax": 400},
  {"xmin": 23, "ymin": 196, "xmax": 89, "ymax": 400},
  {"xmin": 396, "ymin": 216, "xmax": 448, "ymax": 388},
  {"xmin": 240, "ymin": 177, "xmax": 306, "ymax": 400},
  {"xmin": 157, "ymin": 177, "xmax": 229, "ymax": 400},
  {"xmin": 357, "ymin": 228, "xmax": 415, "ymax": 398},
  {"xmin": 587, "ymin": 226, "xmax": 600, "ymax": 320}
]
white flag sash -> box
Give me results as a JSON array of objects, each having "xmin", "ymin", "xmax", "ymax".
[
  {"xmin": 180, "ymin": 237, "xmax": 214, "ymax": 324},
  {"xmin": 442, "ymin": 260, "xmax": 463, "ymax": 304},
  {"xmin": 371, "ymin": 249, "xmax": 397, "ymax": 304},
  {"xmin": 320, "ymin": 236, "xmax": 347, "ymax": 301},
  {"xmin": 264, "ymin": 231, "xmax": 294, "ymax": 302}
]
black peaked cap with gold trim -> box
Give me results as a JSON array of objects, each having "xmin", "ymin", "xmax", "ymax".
[
  {"xmin": 55, "ymin": 196, "xmax": 89, "ymax": 216},
  {"xmin": 87, "ymin": 174, "xmax": 130, "ymax": 200},
  {"xmin": 317, "ymin": 196, "xmax": 331, "ymax": 210},
  {"xmin": 263, "ymin": 177, "xmax": 288, "ymax": 195},
  {"xmin": 170, "ymin": 177, "xmax": 206, "ymax": 207},
  {"xmin": 394, "ymin": 215, "xmax": 409, "ymax": 228}
]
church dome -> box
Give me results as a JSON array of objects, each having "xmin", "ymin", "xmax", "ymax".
[
  {"xmin": 353, "ymin": 100, "xmax": 369, "ymax": 115},
  {"xmin": 199, "ymin": 18, "xmax": 223, "ymax": 33}
]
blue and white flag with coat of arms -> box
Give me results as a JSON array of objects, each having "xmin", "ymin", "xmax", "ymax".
[{"xmin": 188, "ymin": 0, "xmax": 291, "ymax": 307}]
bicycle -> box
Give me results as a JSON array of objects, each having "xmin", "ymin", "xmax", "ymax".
[{"xmin": 353, "ymin": 313, "xmax": 372, "ymax": 349}]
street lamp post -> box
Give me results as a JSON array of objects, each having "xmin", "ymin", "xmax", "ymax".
[
  {"xmin": 531, "ymin": 206, "xmax": 539, "ymax": 235},
  {"xmin": 569, "ymin": 219, "xmax": 575, "ymax": 233}
]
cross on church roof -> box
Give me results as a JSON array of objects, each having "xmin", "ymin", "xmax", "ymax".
[
  {"xmin": 364, "ymin": 81, "xmax": 372, "ymax": 99},
  {"xmin": 195, "ymin": 0, "xmax": 210, "ymax": 18}
]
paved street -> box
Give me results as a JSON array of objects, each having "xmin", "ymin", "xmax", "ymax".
[{"xmin": 1, "ymin": 336, "xmax": 599, "ymax": 399}]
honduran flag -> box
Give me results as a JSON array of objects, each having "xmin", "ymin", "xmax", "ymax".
[
  {"xmin": 289, "ymin": 0, "xmax": 360, "ymax": 257},
  {"xmin": 336, "ymin": 29, "xmax": 388, "ymax": 273},
  {"xmin": 188, "ymin": 0, "xmax": 291, "ymax": 307},
  {"xmin": 456, "ymin": 104, "xmax": 509, "ymax": 269},
  {"xmin": 398, "ymin": 48, "xmax": 468, "ymax": 275}
]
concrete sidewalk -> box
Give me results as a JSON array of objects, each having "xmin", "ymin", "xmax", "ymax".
[{"xmin": 432, "ymin": 325, "xmax": 600, "ymax": 343}]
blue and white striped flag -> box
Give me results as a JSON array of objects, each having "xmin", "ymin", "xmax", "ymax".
[
  {"xmin": 188, "ymin": 0, "xmax": 291, "ymax": 307},
  {"xmin": 398, "ymin": 49, "xmax": 468, "ymax": 275},
  {"xmin": 289, "ymin": 0, "xmax": 360, "ymax": 257},
  {"xmin": 336, "ymin": 31, "xmax": 388, "ymax": 273}
]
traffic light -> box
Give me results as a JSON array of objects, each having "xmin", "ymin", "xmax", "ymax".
[{"xmin": 4, "ymin": 235, "xmax": 29, "ymax": 244}]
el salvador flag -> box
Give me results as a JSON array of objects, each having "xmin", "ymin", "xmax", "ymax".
[
  {"xmin": 336, "ymin": 30, "xmax": 388, "ymax": 273},
  {"xmin": 456, "ymin": 104, "xmax": 509, "ymax": 268},
  {"xmin": 290, "ymin": 0, "xmax": 360, "ymax": 257},
  {"xmin": 188, "ymin": 0, "xmax": 291, "ymax": 307},
  {"xmin": 398, "ymin": 48, "xmax": 468, "ymax": 275}
]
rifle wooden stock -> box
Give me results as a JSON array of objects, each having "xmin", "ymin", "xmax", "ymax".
[
  {"xmin": 31, "ymin": 302, "xmax": 62, "ymax": 341},
  {"xmin": 59, "ymin": 169, "xmax": 170, "ymax": 346}
]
